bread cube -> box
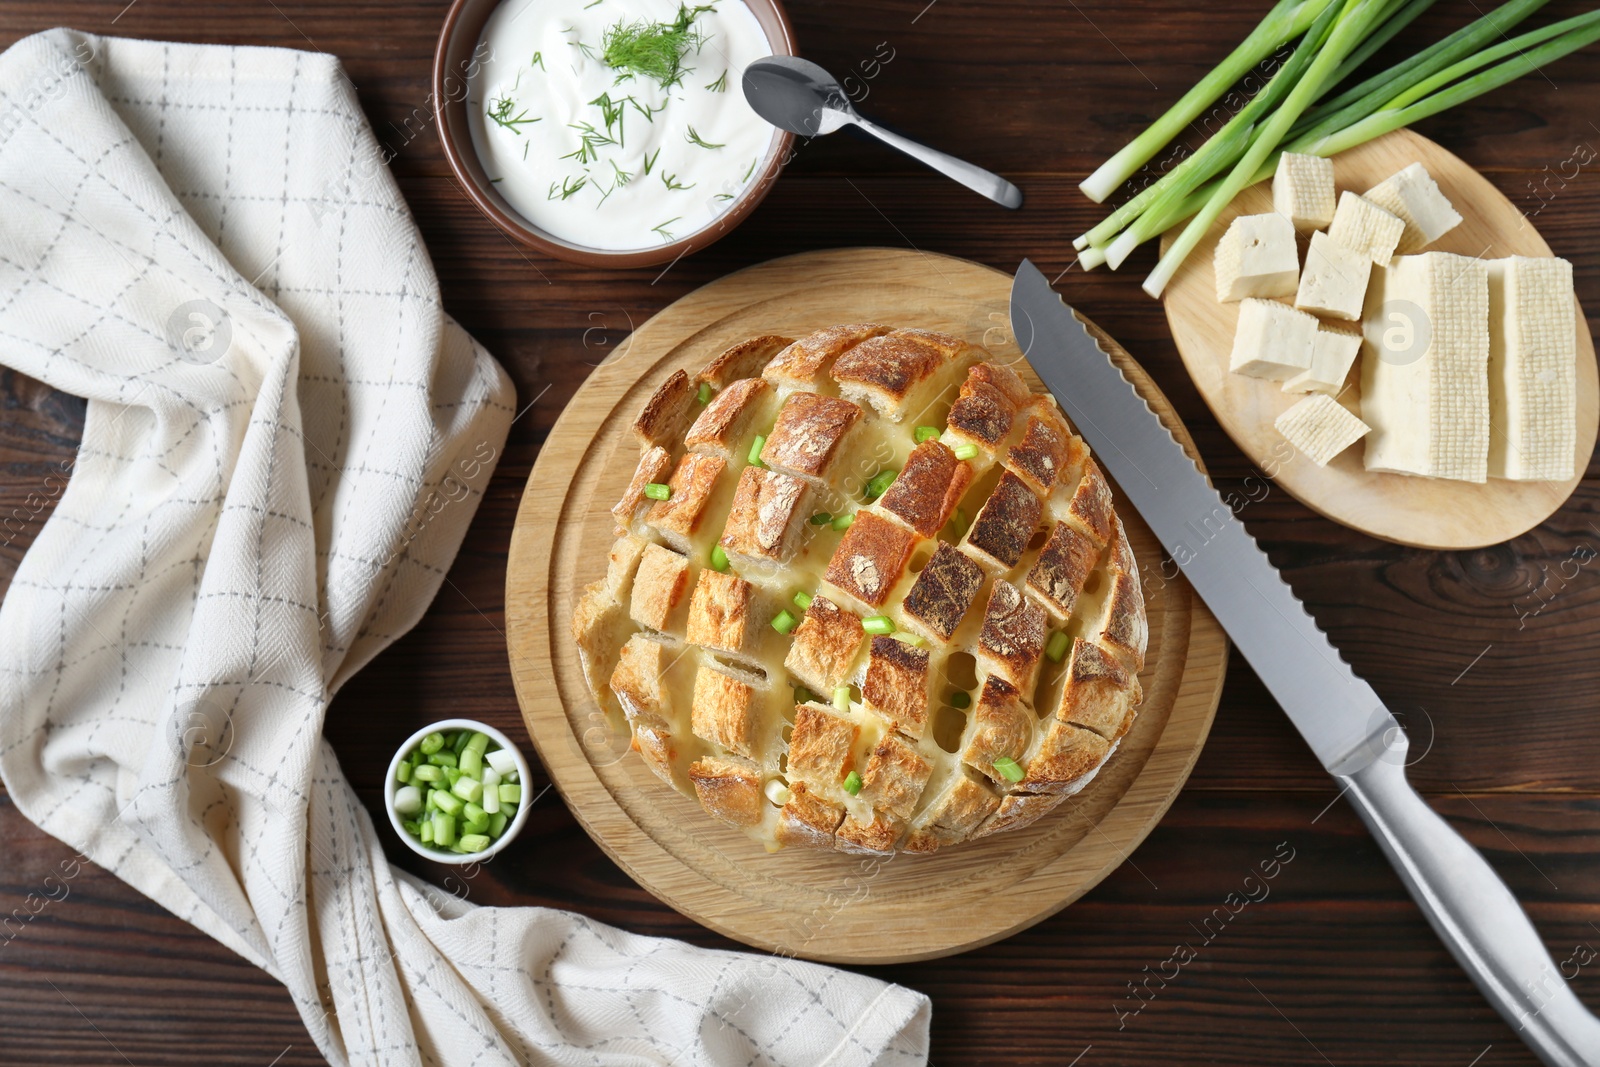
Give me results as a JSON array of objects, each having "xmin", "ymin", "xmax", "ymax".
[
  {"xmin": 1025, "ymin": 520, "xmax": 1099, "ymax": 622},
  {"xmin": 861, "ymin": 635, "xmax": 932, "ymax": 740},
  {"xmin": 718, "ymin": 466, "xmax": 809, "ymax": 565},
  {"xmin": 684, "ymin": 377, "xmax": 774, "ymax": 458},
  {"xmin": 690, "ymin": 663, "xmax": 759, "ymax": 757},
  {"xmin": 960, "ymin": 675, "xmax": 1032, "ymax": 785},
  {"xmin": 900, "ymin": 542, "xmax": 985, "ymax": 644},
  {"xmin": 977, "ymin": 579, "xmax": 1048, "ymax": 692},
  {"xmin": 963, "ymin": 470, "xmax": 1042, "ymax": 572},
  {"xmin": 784, "ymin": 596, "xmax": 865, "ymax": 693},
  {"xmin": 685, "ymin": 568, "xmax": 756, "ymax": 654},
  {"xmin": 1214, "ymin": 212, "xmax": 1299, "ymax": 302},
  {"xmin": 857, "ymin": 733, "xmax": 933, "ymax": 820},
  {"xmin": 629, "ymin": 544, "xmax": 692, "ymax": 631},
  {"xmin": 823, "ymin": 511, "xmax": 916, "ymax": 608},
  {"xmin": 763, "ymin": 324, "xmax": 891, "ymax": 388},
  {"xmin": 877, "ymin": 439, "xmax": 972, "ymax": 537},
  {"xmin": 786, "ymin": 702, "xmax": 859, "ymax": 786},
  {"xmin": 1054, "ymin": 637, "xmax": 1141, "ymax": 741},
  {"xmin": 688, "ymin": 756, "xmax": 764, "ymax": 827},
  {"xmin": 696, "ymin": 334, "xmax": 792, "ymax": 389},
  {"xmin": 759, "ymin": 391, "xmax": 863, "ymax": 482}
]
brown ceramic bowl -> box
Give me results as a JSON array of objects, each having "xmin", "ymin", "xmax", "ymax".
[{"xmin": 434, "ymin": 0, "xmax": 797, "ymax": 268}]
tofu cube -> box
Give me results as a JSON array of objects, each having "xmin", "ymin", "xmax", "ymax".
[
  {"xmin": 1284, "ymin": 326, "xmax": 1362, "ymax": 395},
  {"xmin": 1364, "ymin": 163, "xmax": 1462, "ymax": 254},
  {"xmin": 1273, "ymin": 152, "xmax": 1335, "ymax": 230},
  {"xmin": 1327, "ymin": 191, "xmax": 1405, "ymax": 265},
  {"xmin": 1360, "ymin": 252, "xmax": 1490, "ymax": 482},
  {"xmin": 1228, "ymin": 298, "xmax": 1318, "ymax": 381},
  {"xmin": 1214, "ymin": 212, "xmax": 1299, "ymax": 302},
  {"xmin": 1275, "ymin": 394, "xmax": 1371, "ymax": 467},
  {"xmin": 1295, "ymin": 231, "xmax": 1372, "ymax": 321},
  {"xmin": 1486, "ymin": 255, "xmax": 1577, "ymax": 481}
]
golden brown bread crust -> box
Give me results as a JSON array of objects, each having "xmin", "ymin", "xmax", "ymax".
[
  {"xmin": 685, "ymin": 568, "xmax": 755, "ymax": 655},
  {"xmin": 633, "ymin": 369, "xmax": 697, "ymax": 449},
  {"xmin": 1021, "ymin": 720, "xmax": 1111, "ymax": 794},
  {"xmin": 775, "ymin": 782, "xmax": 845, "ymax": 849},
  {"xmin": 684, "ymin": 377, "xmax": 771, "ymax": 457},
  {"xmin": 613, "ymin": 446, "xmax": 674, "ymax": 534},
  {"xmin": 830, "ymin": 329, "xmax": 970, "ymax": 420},
  {"xmin": 690, "ymin": 663, "xmax": 759, "ymax": 757},
  {"xmin": 610, "ymin": 633, "xmax": 673, "ymax": 727},
  {"xmin": 759, "ymin": 391, "xmax": 864, "ymax": 482},
  {"xmin": 763, "ymin": 324, "xmax": 892, "ymax": 387},
  {"xmin": 836, "ymin": 810, "xmax": 906, "ymax": 855},
  {"xmin": 786, "ymin": 702, "xmax": 859, "ymax": 785},
  {"xmin": 1025, "ymin": 521, "xmax": 1099, "ymax": 622},
  {"xmin": 1007, "ymin": 407, "xmax": 1087, "ymax": 496},
  {"xmin": 965, "ymin": 470, "xmax": 1043, "ymax": 572},
  {"xmin": 900, "ymin": 543, "xmax": 985, "ymax": 644},
  {"xmin": 823, "ymin": 512, "xmax": 916, "ymax": 609},
  {"xmin": 861, "ymin": 635, "xmax": 932, "ymax": 740},
  {"xmin": 960, "ymin": 676, "xmax": 1032, "ymax": 784},
  {"xmin": 697, "ymin": 335, "xmax": 793, "ymax": 388},
  {"xmin": 783, "ymin": 596, "xmax": 865, "ymax": 693},
  {"xmin": 688, "ymin": 756, "xmax": 765, "ymax": 827},
  {"xmin": 977, "ymin": 580, "xmax": 1047, "ymax": 692},
  {"xmin": 857, "ymin": 733, "xmax": 933, "ymax": 820},
  {"xmin": 588, "ymin": 330, "xmax": 1149, "ymax": 856},
  {"xmin": 877, "ymin": 440, "xmax": 972, "ymax": 537},
  {"xmin": 719, "ymin": 466, "xmax": 809, "ymax": 565},
  {"xmin": 629, "ymin": 545, "xmax": 691, "ymax": 632},
  {"xmin": 972, "ymin": 791, "xmax": 1066, "ymax": 838},
  {"xmin": 1062, "ymin": 458, "xmax": 1115, "ymax": 546},
  {"xmin": 645, "ymin": 453, "xmax": 727, "ymax": 549},
  {"xmin": 1056, "ymin": 637, "xmax": 1141, "ymax": 742}
]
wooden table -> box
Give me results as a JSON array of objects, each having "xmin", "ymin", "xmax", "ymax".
[{"xmin": 2, "ymin": 1, "xmax": 1596, "ymax": 1063}]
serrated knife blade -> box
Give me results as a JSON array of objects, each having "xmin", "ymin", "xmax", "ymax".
[
  {"xmin": 1009, "ymin": 258, "xmax": 1600, "ymax": 1067},
  {"xmin": 1009, "ymin": 259, "xmax": 1387, "ymax": 774}
]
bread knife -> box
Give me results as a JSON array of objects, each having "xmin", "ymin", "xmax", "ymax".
[{"xmin": 1010, "ymin": 258, "xmax": 1600, "ymax": 1067}]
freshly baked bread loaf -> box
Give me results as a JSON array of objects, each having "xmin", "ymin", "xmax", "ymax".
[{"xmin": 573, "ymin": 325, "xmax": 1148, "ymax": 854}]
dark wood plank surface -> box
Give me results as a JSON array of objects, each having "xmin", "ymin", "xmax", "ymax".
[{"xmin": 2, "ymin": 1, "xmax": 1599, "ymax": 1063}]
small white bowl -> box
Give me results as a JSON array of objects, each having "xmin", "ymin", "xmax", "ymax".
[{"xmin": 384, "ymin": 718, "xmax": 533, "ymax": 865}]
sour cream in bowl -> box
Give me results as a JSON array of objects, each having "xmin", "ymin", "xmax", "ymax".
[{"xmin": 435, "ymin": 0, "xmax": 795, "ymax": 266}]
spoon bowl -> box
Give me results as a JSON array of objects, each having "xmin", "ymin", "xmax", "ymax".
[{"xmin": 742, "ymin": 55, "xmax": 1022, "ymax": 209}]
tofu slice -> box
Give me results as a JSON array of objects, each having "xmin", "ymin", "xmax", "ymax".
[
  {"xmin": 1327, "ymin": 191, "xmax": 1405, "ymax": 265},
  {"xmin": 1295, "ymin": 230, "xmax": 1372, "ymax": 321},
  {"xmin": 1360, "ymin": 251, "xmax": 1490, "ymax": 481},
  {"xmin": 1486, "ymin": 255, "xmax": 1576, "ymax": 481},
  {"xmin": 1284, "ymin": 325, "xmax": 1362, "ymax": 395},
  {"xmin": 1272, "ymin": 152, "xmax": 1335, "ymax": 231},
  {"xmin": 1214, "ymin": 212, "xmax": 1299, "ymax": 302},
  {"xmin": 1275, "ymin": 394, "xmax": 1371, "ymax": 467},
  {"xmin": 1364, "ymin": 162, "xmax": 1462, "ymax": 254},
  {"xmin": 1228, "ymin": 298, "xmax": 1318, "ymax": 380}
]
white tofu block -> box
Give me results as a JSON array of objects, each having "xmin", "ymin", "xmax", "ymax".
[
  {"xmin": 1214, "ymin": 212, "xmax": 1299, "ymax": 302},
  {"xmin": 1487, "ymin": 255, "xmax": 1576, "ymax": 481},
  {"xmin": 1360, "ymin": 252, "xmax": 1490, "ymax": 482},
  {"xmin": 1295, "ymin": 231, "xmax": 1372, "ymax": 321},
  {"xmin": 1273, "ymin": 152, "xmax": 1335, "ymax": 231},
  {"xmin": 1284, "ymin": 326, "xmax": 1362, "ymax": 395},
  {"xmin": 1364, "ymin": 162, "xmax": 1462, "ymax": 254},
  {"xmin": 1327, "ymin": 191, "xmax": 1405, "ymax": 265},
  {"xmin": 1276, "ymin": 394, "xmax": 1371, "ymax": 466},
  {"xmin": 1228, "ymin": 298, "xmax": 1318, "ymax": 381}
]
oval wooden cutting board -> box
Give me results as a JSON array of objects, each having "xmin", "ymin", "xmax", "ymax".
[
  {"xmin": 505, "ymin": 248, "xmax": 1227, "ymax": 964},
  {"xmin": 1161, "ymin": 127, "xmax": 1597, "ymax": 550}
]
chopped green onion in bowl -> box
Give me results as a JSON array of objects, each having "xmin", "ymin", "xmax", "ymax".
[{"xmin": 387, "ymin": 720, "xmax": 531, "ymax": 863}]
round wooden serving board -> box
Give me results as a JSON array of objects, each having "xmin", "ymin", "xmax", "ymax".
[
  {"xmin": 1161, "ymin": 128, "xmax": 1598, "ymax": 550},
  {"xmin": 505, "ymin": 248, "xmax": 1228, "ymax": 964}
]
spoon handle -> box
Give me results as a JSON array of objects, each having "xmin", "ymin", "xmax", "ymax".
[{"xmin": 849, "ymin": 116, "xmax": 1022, "ymax": 209}]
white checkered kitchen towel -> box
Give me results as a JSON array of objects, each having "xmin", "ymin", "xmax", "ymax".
[{"xmin": 0, "ymin": 28, "xmax": 930, "ymax": 1067}]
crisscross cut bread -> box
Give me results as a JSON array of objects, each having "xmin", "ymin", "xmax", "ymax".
[{"xmin": 573, "ymin": 325, "xmax": 1148, "ymax": 855}]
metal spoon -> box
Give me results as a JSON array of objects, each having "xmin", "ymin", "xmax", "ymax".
[{"xmin": 742, "ymin": 55, "xmax": 1023, "ymax": 210}]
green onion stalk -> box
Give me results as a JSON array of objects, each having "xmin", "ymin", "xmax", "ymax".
[
  {"xmin": 1145, "ymin": 0, "xmax": 1396, "ymax": 297},
  {"xmin": 1077, "ymin": 0, "xmax": 1339, "ymax": 202}
]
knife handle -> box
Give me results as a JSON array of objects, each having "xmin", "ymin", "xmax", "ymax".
[{"xmin": 1343, "ymin": 724, "xmax": 1600, "ymax": 1067}]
